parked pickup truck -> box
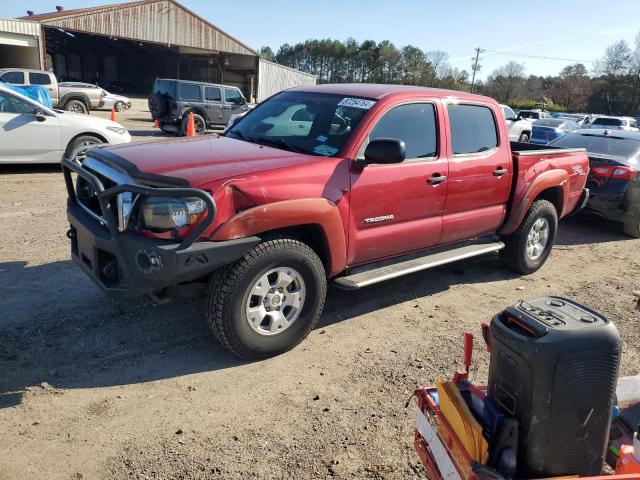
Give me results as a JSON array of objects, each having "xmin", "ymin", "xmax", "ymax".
[
  {"xmin": 62, "ymin": 84, "xmax": 589, "ymax": 359},
  {"xmin": 0, "ymin": 68, "xmax": 104, "ymax": 114}
]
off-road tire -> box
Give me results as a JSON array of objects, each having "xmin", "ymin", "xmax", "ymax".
[
  {"xmin": 148, "ymin": 93, "xmax": 165, "ymax": 117},
  {"xmin": 623, "ymin": 218, "xmax": 640, "ymax": 238},
  {"xmin": 500, "ymin": 199, "xmax": 558, "ymax": 274},
  {"xmin": 206, "ymin": 237, "xmax": 327, "ymax": 359},
  {"xmin": 65, "ymin": 135, "xmax": 103, "ymax": 161},
  {"xmin": 519, "ymin": 132, "xmax": 530, "ymax": 143},
  {"xmin": 180, "ymin": 112, "xmax": 206, "ymax": 136},
  {"xmin": 65, "ymin": 99, "xmax": 88, "ymax": 114}
]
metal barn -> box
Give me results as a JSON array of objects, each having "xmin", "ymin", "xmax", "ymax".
[{"xmin": 18, "ymin": 0, "xmax": 260, "ymax": 97}]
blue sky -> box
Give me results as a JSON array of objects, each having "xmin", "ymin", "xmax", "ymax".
[{"xmin": 6, "ymin": 0, "xmax": 640, "ymax": 79}]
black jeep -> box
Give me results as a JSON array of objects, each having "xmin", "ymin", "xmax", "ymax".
[{"xmin": 148, "ymin": 79, "xmax": 249, "ymax": 135}]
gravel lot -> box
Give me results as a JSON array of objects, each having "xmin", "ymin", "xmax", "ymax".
[{"xmin": 0, "ymin": 100, "xmax": 639, "ymax": 479}]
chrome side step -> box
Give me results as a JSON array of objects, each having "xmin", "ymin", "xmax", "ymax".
[{"xmin": 334, "ymin": 240, "xmax": 505, "ymax": 290}]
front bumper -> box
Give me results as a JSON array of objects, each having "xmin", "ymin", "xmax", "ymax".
[{"xmin": 62, "ymin": 157, "xmax": 259, "ymax": 298}]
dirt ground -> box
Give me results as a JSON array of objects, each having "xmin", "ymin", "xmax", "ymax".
[{"xmin": 0, "ymin": 102, "xmax": 639, "ymax": 479}]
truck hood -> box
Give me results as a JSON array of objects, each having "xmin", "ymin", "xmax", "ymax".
[{"xmin": 102, "ymin": 135, "xmax": 322, "ymax": 187}]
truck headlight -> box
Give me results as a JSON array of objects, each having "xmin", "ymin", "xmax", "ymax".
[
  {"xmin": 137, "ymin": 197, "xmax": 207, "ymax": 230},
  {"xmin": 106, "ymin": 126, "xmax": 127, "ymax": 134}
]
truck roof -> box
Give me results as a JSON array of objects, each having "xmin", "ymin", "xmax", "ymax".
[{"xmin": 287, "ymin": 83, "xmax": 496, "ymax": 103}]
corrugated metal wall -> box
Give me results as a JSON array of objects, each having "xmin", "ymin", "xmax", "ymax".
[
  {"xmin": 257, "ymin": 59, "xmax": 317, "ymax": 102},
  {"xmin": 0, "ymin": 19, "xmax": 42, "ymax": 37},
  {"xmin": 37, "ymin": 1, "xmax": 255, "ymax": 56}
]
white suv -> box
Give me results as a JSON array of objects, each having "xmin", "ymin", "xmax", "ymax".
[
  {"xmin": 0, "ymin": 83, "xmax": 131, "ymax": 163},
  {"xmin": 589, "ymin": 116, "xmax": 639, "ymax": 131}
]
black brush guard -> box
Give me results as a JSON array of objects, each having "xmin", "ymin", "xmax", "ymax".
[{"xmin": 62, "ymin": 157, "xmax": 259, "ymax": 297}]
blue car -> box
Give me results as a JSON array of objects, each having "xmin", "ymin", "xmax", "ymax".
[{"xmin": 530, "ymin": 119, "xmax": 580, "ymax": 145}]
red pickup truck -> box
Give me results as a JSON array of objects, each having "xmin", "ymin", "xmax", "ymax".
[{"xmin": 62, "ymin": 84, "xmax": 589, "ymax": 359}]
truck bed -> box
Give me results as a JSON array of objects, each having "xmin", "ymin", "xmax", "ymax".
[{"xmin": 510, "ymin": 140, "xmax": 585, "ymax": 156}]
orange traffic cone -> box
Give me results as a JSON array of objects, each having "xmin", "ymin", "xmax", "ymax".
[
  {"xmin": 110, "ymin": 108, "xmax": 117, "ymax": 122},
  {"xmin": 186, "ymin": 112, "xmax": 196, "ymax": 137},
  {"xmin": 153, "ymin": 119, "xmax": 159, "ymax": 128}
]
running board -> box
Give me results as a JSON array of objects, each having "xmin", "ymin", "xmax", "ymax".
[{"xmin": 334, "ymin": 241, "xmax": 505, "ymax": 290}]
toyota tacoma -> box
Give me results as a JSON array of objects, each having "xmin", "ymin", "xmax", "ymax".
[{"xmin": 63, "ymin": 84, "xmax": 589, "ymax": 359}]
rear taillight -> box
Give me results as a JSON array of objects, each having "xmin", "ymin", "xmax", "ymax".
[{"xmin": 591, "ymin": 165, "xmax": 637, "ymax": 180}]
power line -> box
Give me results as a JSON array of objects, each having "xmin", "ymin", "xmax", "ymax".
[{"xmin": 483, "ymin": 49, "xmax": 596, "ymax": 64}]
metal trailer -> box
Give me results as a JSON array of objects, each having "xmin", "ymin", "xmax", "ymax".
[
  {"xmin": 257, "ymin": 59, "xmax": 317, "ymax": 103},
  {"xmin": 0, "ymin": 19, "xmax": 44, "ymax": 70}
]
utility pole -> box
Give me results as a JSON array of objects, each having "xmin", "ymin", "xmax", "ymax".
[{"xmin": 470, "ymin": 47, "xmax": 484, "ymax": 93}]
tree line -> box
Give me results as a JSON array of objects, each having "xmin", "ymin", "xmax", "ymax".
[{"xmin": 260, "ymin": 34, "xmax": 640, "ymax": 116}]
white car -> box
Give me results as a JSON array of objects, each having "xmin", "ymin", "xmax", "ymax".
[
  {"xmin": 101, "ymin": 89, "xmax": 131, "ymax": 112},
  {"xmin": 589, "ymin": 116, "xmax": 639, "ymax": 131},
  {"xmin": 501, "ymin": 104, "xmax": 533, "ymax": 142},
  {"xmin": 0, "ymin": 83, "xmax": 131, "ymax": 163}
]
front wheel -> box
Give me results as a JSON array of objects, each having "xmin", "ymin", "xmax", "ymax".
[
  {"xmin": 65, "ymin": 135, "xmax": 103, "ymax": 161},
  {"xmin": 519, "ymin": 132, "xmax": 530, "ymax": 143},
  {"xmin": 206, "ymin": 237, "xmax": 327, "ymax": 359},
  {"xmin": 500, "ymin": 199, "xmax": 558, "ymax": 274},
  {"xmin": 114, "ymin": 101, "xmax": 126, "ymax": 112}
]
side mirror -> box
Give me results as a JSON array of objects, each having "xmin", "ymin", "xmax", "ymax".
[
  {"xmin": 33, "ymin": 109, "xmax": 46, "ymax": 122},
  {"xmin": 356, "ymin": 138, "xmax": 406, "ymax": 168}
]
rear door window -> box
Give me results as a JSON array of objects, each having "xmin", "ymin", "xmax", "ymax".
[
  {"xmin": 205, "ymin": 86, "xmax": 221, "ymax": 102},
  {"xmin": 179, "ymin": 83, "xmax": 201, "ymax": 101},
  {"xmin": 28, "ymin": 72, "xmax": 52, "ymax": 85},
  {"xmin": 447, "ymin": 104, "xmax": 498, "ymax": 155},
  {"xmin": 1, "ymin": 71, "xmax": 25, "ymax": 84}
]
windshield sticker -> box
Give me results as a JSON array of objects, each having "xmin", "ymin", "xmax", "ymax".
[
  {"xmin": 313, "ymin": 145, "xmax": 339, "ymax": 156},
  {"xmin": 316, "ymin": 135, "xmax": 328, "ymax": 142},
  {"xmin": 337, "ymin": 97, "xmax": 376, "ymax": 110}
]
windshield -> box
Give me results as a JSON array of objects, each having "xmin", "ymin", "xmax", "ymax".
[
  {"xmin": 519, "ymin": 111, "xmax": 540, "ymax": 119},
  {"xmin": 535, "ymin": 119, "xmax": 563, "ymax": 127},
  {"xmin": 225, "ymin": 91, "xmax": 374, "ymax": 157},
  {"xmin": 592, "ymin": 117, "xmax": 623, "ymax": 126},
  {"xmin": 153, "ymin": 80, "xmax": 176, "ymax": 97},
  {"xmin": 549, "ymin": 133, "xmax": 640, "ymax": 159}
]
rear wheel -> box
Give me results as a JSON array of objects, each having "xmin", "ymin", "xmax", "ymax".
[
  {"xmin": 65, "ymin": 135, "xmax": 103, "ymax": 161},
  {"xmin": 519, "ymin": 132, "xmax": 530, "ymax": 143},
  {"xmin": 65, "ymin": 99, "xmax": 88, "ymax": 115},
  {"xmin": 180, "ymin": 113, "xmax": 206, "ymax": 136},
  {"xmin": 623, "ymin": 218, "xmax": 640, "ymax": 238},
  {"xmin": 206, "ymin": 237, "xmax": 327, "ymax": 359},
  {"xmin": 500, "ymin": 199, "xmax": 558, "ymax": 274}
]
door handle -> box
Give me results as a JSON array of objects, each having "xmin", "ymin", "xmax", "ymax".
[
  {"xmin": 427, "ymin": 174, "xmax": 447, "ymax": 185},
  {"xmin": 493, "ymin": 167, "xmax": 508, "ymax": 177},
  {"xmin": 222, "ymin": 105, "xmax": 232, "ymax": 110}
]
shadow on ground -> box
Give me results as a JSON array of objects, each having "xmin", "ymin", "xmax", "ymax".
[
  {"xmin": 0, "ymin": 164, "xmax": 61, "ymax": 175},
  {"xmin": 556, "ymin": 215, "xmax": 630, "ymax": 246},
  {"xmin": 0, "ymin": 215, "xmax": 630, "ymax": 409}
]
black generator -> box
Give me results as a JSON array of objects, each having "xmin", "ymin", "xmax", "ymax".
[{"xmin": 487, "ymin": 296, "xmax": 621, "ymax": 478}]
